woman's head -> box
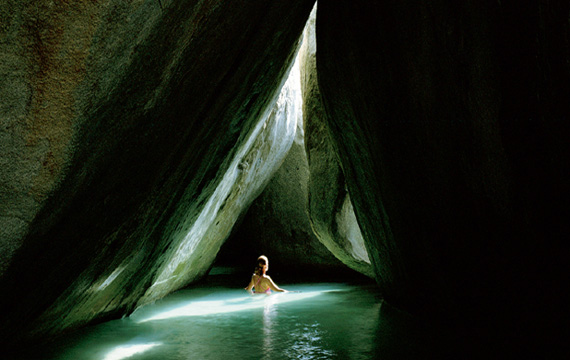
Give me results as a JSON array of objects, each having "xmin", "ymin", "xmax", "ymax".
[
  {"xmin": 254, "ymin": 255, "xmax": 269, "ymax": 275},
  {"xmin": 257, "ymin": 255, "xmax": 268, "ymax": 268}
]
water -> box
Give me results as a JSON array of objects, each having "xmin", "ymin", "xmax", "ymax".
[{"xmin": 19, "ymin": 276, "xmax": 438, "ymax": 360}]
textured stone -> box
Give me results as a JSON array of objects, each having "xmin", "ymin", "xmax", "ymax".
[
  {"xmin": 0, "ymin": 0, "xmax": 315, "ymax": 345},
  {"xmin": 224, "ymin": 10, "xmax": 372, "ymax": 278},
  {"xmin": 228, "ymin": 69, "xmax": 347, "ymax": 274},
  {"xmin": 137, "ymin": 54, "xmax": 302, "ymax": 305},
  {"xmin": 35, "ymin": 81, "xmax": 299, "ymax": 336},
  {"xmin": 299, "ymin": 6, "xmax": 373, "ymax": 277}
]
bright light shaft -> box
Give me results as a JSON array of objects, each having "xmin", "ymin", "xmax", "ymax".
[
  {"xmin": 103, "ymin": 343, "xmax": 161, "ymax": 360},
  {"xmin": 137, "ymin": 291, "xmax": 323, "ymax": 323}
]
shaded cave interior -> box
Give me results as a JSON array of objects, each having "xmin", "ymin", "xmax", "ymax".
[{"xmin": 0, "ymin": 0, "xmax": 568, "ymax": 350}]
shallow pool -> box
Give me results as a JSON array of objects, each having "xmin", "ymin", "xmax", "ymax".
[{"xmin": 18, "ymin": 279, "xmax": 437, "ymax": 360}]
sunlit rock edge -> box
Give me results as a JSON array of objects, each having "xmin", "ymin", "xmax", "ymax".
[
  {"xmin": 214, "ymin": 5, "xmax": 373, "ymax": 278},
  {"xmin": 35, "ymin": 50, "xmax": 302, "ymax": 337},
  {"xmin": 299, "ymin": 6, "xmax": 373, "ymax": 277}
]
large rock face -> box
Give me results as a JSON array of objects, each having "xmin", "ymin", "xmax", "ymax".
[
  {"xmin": 0, "ymin": 0, "xmax": 315, "ymax": 345},
  {"xmin": 228, "ymin": 117, "xmax": 348, "ymax": 276},
  {"xmin": 299, "ymin": 7, "xmax": 373, "ymax": 277},
  {"xmin": 227, "ymin": 59, "xmax": 347, "ymax": 275},
  {"xmin": 316, "ymin": 0, "xmax": 569, "ymax": 335},
  {"xmin": 224, "ymin": 10, "xmax": 373, "ymax": 278}
]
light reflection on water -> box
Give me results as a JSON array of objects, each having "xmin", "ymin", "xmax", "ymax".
[
  {"xmin": 22, "ymin": 283, "xmax": 389, "ymax": 360},
  {"xmin": 134, "ymin": 289, "xmax": 323, "ymax": 322},
  {"xmin": 102, "ymin": 343, "xmax": 161, "ymax": 360}
]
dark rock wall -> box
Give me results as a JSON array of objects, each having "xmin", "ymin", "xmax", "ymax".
[
  {"xmin": 0, "ymin": 0, "xmax": 315, "ymax": 345},
  {"xmin": 317, "ymin": 0, "xmax": 569, "ymax": 334}
]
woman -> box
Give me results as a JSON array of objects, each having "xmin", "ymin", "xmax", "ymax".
[{"xmin": 245, "ymin": 255, "xmax": 287, "ymax": 294}]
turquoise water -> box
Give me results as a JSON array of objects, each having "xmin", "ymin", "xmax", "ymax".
[{"xmin": 20, "ymin": 277, "xmax": 435, "ymax": 360}]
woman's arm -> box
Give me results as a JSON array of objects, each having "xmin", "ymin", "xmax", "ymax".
[
  {"xmin": 244, "ymin": 276, "xmax": 255, "ymax": 294},
  {"xmin": 267, "ymin": 276, "xmax": 287, "ymax": 292}
]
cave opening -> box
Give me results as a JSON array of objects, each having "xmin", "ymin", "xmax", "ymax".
[
  {"xmin": 2, "ymin": 0, "xmax": 567, "ymax": 357},
  {"xmin": 208, "ymin": 3, "xmax": 374, "ymax": 285},
  {"xmin": 6, "ymin": 3, "xmax": 389, "ymax": 357}
]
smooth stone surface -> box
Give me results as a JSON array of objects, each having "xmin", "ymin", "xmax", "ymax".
[{"xmin": 299, "ymin": 6, "xmax": 373, "ymax": 277}]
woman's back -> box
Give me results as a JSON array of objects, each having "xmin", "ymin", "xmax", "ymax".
[
  {"xmin": 252, "ymin": 274, "xmax": 272, "ymax": 294},
  {"xmin": 244, "ymin": 255, "xmax": 287, "ymax": 294}
]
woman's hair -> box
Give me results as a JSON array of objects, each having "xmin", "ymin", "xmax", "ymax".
[
  {"xmin": 254, "ymin": 255, "xmax": 268, "ymax": 275},
  {"xmin": 254, "ymin": 264, "xmax": 263, "ymax": 276},
  {"xmin": 257, "ymin": 255, "xmax": 268, "ymax": 266}
]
